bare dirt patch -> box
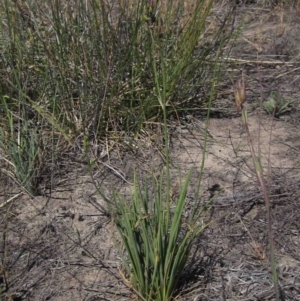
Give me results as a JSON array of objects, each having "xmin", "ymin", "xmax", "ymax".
[{"xmin": 171, "ymin": 113, "xmax": 300, "ymax": 300}]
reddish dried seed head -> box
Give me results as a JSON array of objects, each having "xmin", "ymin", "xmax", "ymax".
[{"xmin": 234, "ymin": 73, "xmax": 246, "ymax": 113}]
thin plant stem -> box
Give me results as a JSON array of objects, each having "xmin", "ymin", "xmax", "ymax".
[
  {"xmin": 235, "ymin": 74, "xmax": 280, "ymax": 301},
  {"xmin": 241, "ymin": 110, "xmax": 279, "ymax": 300}
]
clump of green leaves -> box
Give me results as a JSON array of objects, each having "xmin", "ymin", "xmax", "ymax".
[
  {"xmin": 111, "ymin": 171, "xmax": 208, "ymax": 301},
  {"xmin": 263, "ymin": 91, "xmax": 294, "ymax": 117}
]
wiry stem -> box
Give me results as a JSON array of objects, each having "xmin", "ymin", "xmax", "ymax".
[
  {"xmin": 242, "ymin": 110, "xmax": 279, "ymax": 301},
  {"xmin": 235, "ymin": 74, "xmax": 280, "ymax": 301}
]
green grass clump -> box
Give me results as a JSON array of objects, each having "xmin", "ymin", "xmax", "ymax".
[
  {"xmin": 111, "ymin": 170, "xmax": 210, "ymax": 301},
  {"xmin": 0, "ymin": 107, "xmax": 40, "ymax": 195},
  {"xmin": 0, "ymin": 0, "xmax": 233, "ymax": 192},
  {"xmin": 0, "ymin": 0, "xmax": 232, "ymax": 137}
]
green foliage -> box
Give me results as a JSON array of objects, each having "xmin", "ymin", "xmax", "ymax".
[
  {"xmin": 111, "ymin": 171, "xmax": 208, "ymax": 301},
  {"xmin": 263, "ymin": 91, "xmax": 294, "ymax": 117},
  {"xmin": 0, "ymin": 0, "xmax": 232, "ymax": 139},
  {"xmin": 0, "ymin": 0, "xmax": 232, "ymax": 193},
  {"xmin": 0, "ymin": 96, "xmax": 40, "ymax": 195}
]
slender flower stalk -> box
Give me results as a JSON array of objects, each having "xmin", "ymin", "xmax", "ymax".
[{"xmin": 234, "ymin": 74, "xmax": 280, "ymax": 301}]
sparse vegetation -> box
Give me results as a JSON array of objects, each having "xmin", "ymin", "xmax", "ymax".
[
  {"xmin": 0, "ymin": 0, "xmax": 231, "ymax": 298},
  {"xmin": 0, "ymin": 0, "xmax": 300, "ymax": 300}
]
